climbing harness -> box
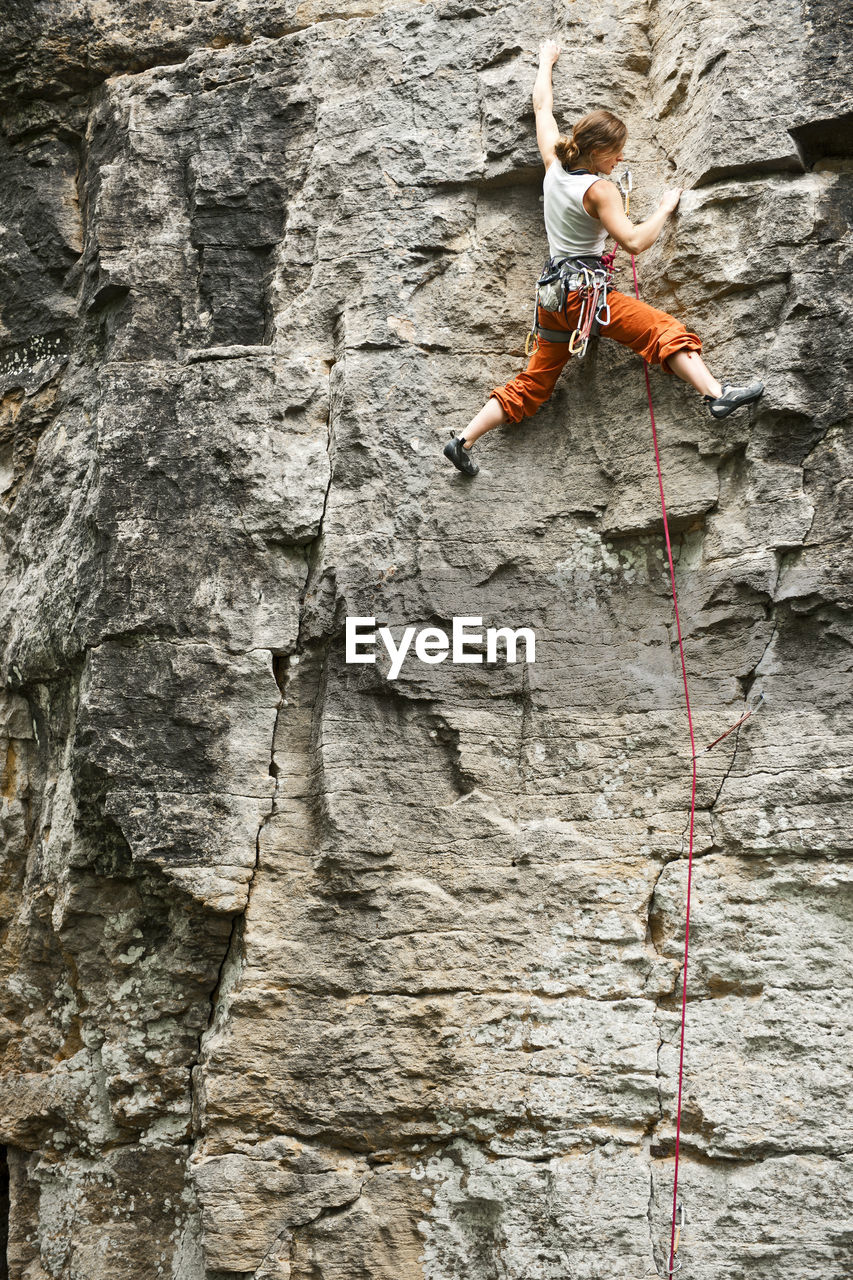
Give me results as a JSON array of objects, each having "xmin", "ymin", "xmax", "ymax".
[{"xmin": 526, "ymin": 253, "xmax": 614, "ymax": 357}]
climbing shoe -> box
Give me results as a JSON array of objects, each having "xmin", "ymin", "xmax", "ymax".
[
  {"xmin": 443, "ymin": 433, "xmax": 479, "ymax": 476},
  {"xmin": 704, "ymin": 379, "xmax": 765, "ymax": 419}
]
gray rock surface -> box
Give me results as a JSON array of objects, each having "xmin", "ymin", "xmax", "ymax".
[{"xmin": 0, "ymin": 1, "xmax": 851, "ymax": 1277}]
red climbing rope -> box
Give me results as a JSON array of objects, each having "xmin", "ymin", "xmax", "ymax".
[{"xmin": 629, "ymin": 252, "xmax": 697, "ymax": 1278}]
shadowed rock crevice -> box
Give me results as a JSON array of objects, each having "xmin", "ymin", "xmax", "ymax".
[{"xmin": 789, "ymin": 110, "xmax": 853, "ymax": 166}]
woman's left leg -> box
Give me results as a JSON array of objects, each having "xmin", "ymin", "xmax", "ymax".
[{"xmin": 602, "ymin": 288, "xmax": 706, "ymax": 375}]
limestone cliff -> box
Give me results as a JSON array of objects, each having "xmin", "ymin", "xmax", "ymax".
[{"xmin": 0, "ymin": 2, "xmax": 851, "ymax": 1277}]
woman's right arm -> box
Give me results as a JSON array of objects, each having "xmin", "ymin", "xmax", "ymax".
[
  {"xmin": 588, "ymin": 181, "xmax": 682, "ymax": 254},
  {"xmin": 533, "ymin": 41, "xmax": 561, "ymax": 168}
]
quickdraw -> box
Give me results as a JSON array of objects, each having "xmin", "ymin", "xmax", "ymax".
[
  {"xmin": 650, "ymin": 1205, "xmax": 686, "ymax": 1277},
  {"xmin": 567, "ymin": 262, "xmax": 612, "ymax": 358},
  {"xmin": 618, "ymin": 167, "xmax": 633, "ymax": 215}
]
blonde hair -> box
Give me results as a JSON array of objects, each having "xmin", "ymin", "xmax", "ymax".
[{"xmin": 555, "ymin": 109, "xmax": 628, "ymax": 169}]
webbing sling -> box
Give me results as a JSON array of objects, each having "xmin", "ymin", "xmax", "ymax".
[{"xmin": 535, "ymin": 323, "xmax": 574, "ymax": 343}]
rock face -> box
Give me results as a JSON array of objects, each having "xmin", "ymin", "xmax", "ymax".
[{"xmin": 0, "ymin": 2, "xmax": 851, "ymax": 1277}]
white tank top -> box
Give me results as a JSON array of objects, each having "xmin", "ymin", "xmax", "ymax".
[{"xmin": 543, "ymin": 161, "xmax": 608, "ymax": 259}]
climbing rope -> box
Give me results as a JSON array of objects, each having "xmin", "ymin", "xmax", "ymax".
[
  {"xmin": 619, "ymin": 172, "xmax": 695, "ymax": 1278},
  {"xmin": 632, "ymin": 247, "xmax": 697, "ymax": 1277},
  {"xmin": 628, "ymin": 244, "xmax": 766, "ymax": 1273}
]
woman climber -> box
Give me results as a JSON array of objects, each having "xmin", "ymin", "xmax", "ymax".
[{"xmin": 443, "ymin": 39, "xmax": 764, "ymax": 476}]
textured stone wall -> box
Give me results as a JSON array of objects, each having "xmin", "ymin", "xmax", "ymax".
[{"xmin": 0, "ymin": 2, "xmax": 851, "ymax": 1277}]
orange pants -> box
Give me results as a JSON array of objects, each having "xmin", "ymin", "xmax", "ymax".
[{"xmin": 491, "ymin": 288, "xmax": 702, "ymax": 423}]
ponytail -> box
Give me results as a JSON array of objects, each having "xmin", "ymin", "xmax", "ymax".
[
  {"xmin": 555, "ymin": 135, "xmax": 581, "ymax": 166},
  {"xmin": 556, "ymin": 109, "xmax": 628, "ymax": 170}
]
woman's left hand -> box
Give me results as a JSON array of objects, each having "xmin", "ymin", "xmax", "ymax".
[
  {"xmin": 539, "ymin": 40, "xmax": 561, "ymax": 66},
  {"xmin": 658, "ymin": 187, "xmax": 683, "ymax": 214}
]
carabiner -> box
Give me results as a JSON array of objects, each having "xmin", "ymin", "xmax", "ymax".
[
  {"xmin": 595, "ymin": 276, "xmax": 610, "ymax": 326},
  {"xmin": 617, "ymin": 169, "xmax": 633, "ymax": 216},
  {"xmin": 651, "ymin": 1259, "xmax": 681, "ymax": 1277},
  {"xmin": 673, "ymin": 1203, "xmax": 686, "ymax": 1255}
]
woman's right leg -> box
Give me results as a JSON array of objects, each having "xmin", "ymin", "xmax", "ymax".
[
  {"xmin": 459, "ymin": 396, "xmax": 508, "ymax": 448},
  {"xmin": 444, "ymin": 329, "xmax": 573, "ymax": 472},
  {"xmin": 461, "ymin": 332, "xmax": 573, "ymax": 448}
]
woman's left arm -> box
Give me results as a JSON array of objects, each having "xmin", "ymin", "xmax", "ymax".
[{"xmin": 533, "ymin": 41, "xmax": 561, "ymax": 168}]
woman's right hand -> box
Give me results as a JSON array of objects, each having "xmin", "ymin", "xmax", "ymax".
[
  {"xmin": 539, "ymin": 39, "xmax": 561, "ymax": 66},
  {"xmin": 658, "ymin": 187, "xmax": 683, "ymax": 214}
]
